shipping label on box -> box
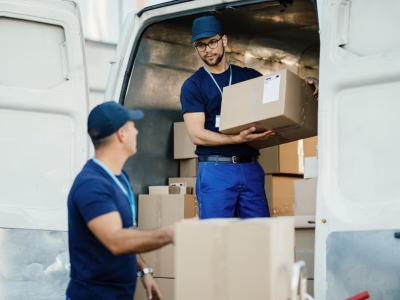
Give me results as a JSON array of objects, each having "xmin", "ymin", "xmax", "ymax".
[
  {"xmin": 220, "ymin": 69, "xmax": 318, "ymax": 150},
  {"xmin": 304, "ymin": 156, "xmax": 318, "ymax": 179},
  {"xmin": 138, "ymin": 194, "xmax": 197, "ymax": 278},
  {"xmin": 175, "ymin": 218, "xmax": 294, "ymax": 300},
  {"xmin": 174, "ymin": 122, "xmax": 197, "ymax": 159}
]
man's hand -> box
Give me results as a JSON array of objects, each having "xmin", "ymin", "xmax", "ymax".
[
  {"xmin": 304, "ymin": 77, "xmax": 319, "ymax": 100},
  {"xmin": 233, "ymin": 127, "xmax": 275, "ymax": 144},
  {"xmin": 140, "ymin": 274, "xmax": 162, "ymax": 300}
]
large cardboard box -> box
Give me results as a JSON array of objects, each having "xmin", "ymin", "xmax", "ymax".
[
  {"xmin": 265, "ymin": 175, "xmax": 299, "ymax": 217},
  {"xmin": 169, "ymin": 177, "xmax": 197, "ymax": 195},
  {"xmin": 174, "ymin": 122, "xmax": 197, "ymax": 159},
  {"xmin": 295, "ymin": 228, "xmax": 315, "ymax": 279},
  {"xmin": 220, "ymin": 69, "xmax": 318, "ymax": 149},
  {"xmin": 175, "ymin": 218, "xmax": 294, "ymax": 300},
  {"xmin": 179, "ymin": 158, "xmax": 198, "ymax": 177},
  {"xmin": 134, "ymin": 278, "xmax": 174, "ymax": 300},
  {"xmin": 294, "ymin": 178, "xmax": 317, "ymax": 216},
  {"xmin": 138, "ymin": 194, "xmax": 197, "ymax": 278},
  {"xmin": 259, "ymin": 136, "xmax": 317, "ymax": 174}
]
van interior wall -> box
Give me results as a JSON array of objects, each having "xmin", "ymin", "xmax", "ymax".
[{"xmin": 123, "ymin": 0, "xmax": 319, "ymax": 197}]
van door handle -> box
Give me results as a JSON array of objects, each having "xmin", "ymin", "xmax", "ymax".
[
  {"xmin": 337, "ymin": 0, "xmax": 351, "ymax": 46},
  {"xmin": 60, "ymin": 41, "xmax": 70, "ymax": 80}
]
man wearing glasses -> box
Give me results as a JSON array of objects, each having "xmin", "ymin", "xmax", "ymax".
[{"xmin": 180, "ymin": 16, "xmax": 319, "ymax": 220}]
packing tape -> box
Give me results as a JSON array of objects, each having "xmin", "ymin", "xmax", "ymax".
[
  {"xmin": 213, "ymin": 225, "xmax": 227, "ymax": 300},
  {"xmin": 298, "ymin": 139, "xmax": 304, "ymax": 173},
  {"xmin": 272, "ymin": 204, "xmax": 294, "ymax": 216},
  {"xmin": 155, "ymin": 198, "xmax": 163, "ymax": 276}
]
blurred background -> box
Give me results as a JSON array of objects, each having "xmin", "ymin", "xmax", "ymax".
[{"xmin": 74, "ymin": 0, "xmax": 171, "ymax": 107}]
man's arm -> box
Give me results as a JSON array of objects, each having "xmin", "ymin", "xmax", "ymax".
[
  {"xmin": 137, "ymin": 255, "xmax": 162, "ymax": 300},
  {"xmin": 87, "ymin": 211, "xmax": 174, "ymax": 256},
  {"xmin": 183, "ymin": 112, "xmax": 275, "ymax": 147}
]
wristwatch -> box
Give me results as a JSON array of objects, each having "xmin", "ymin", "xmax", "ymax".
[{"xmin": 137, "ymin": 267, "xmax": 153, "ymax": 278}]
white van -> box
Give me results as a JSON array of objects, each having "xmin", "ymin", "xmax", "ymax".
[{"xmin": 1, "ymin": 0, "xmax": 400, "ymax": 299}]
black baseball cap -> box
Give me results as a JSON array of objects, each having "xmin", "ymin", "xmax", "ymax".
[
  {"xmin": 190, "ymin": 16, "xmax": 223, "ymax": 44},
  {"xmin": 88, "ymin": 101, "xmax": 144, "ymax": 141}
]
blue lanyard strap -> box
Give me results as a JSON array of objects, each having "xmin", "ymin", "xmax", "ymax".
[
  {"xmin": 92, "ymin": 157, "xmax": 136, "ymax": 226},
  {"xmin": 203, "ymin": 61, "xmax": 232, "ymax": 97}
]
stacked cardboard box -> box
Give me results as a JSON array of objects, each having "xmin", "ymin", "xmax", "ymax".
[
  {"xmin": 172, "ymin": 122, "xmax": 198, "ymax": 194},
  {"xmin": 134, "ymin": 187, "xmax": 197, "ymax": 300},
  {"xmin": 175, "ymin": 218, "xmax": 294, "ymax": 300}
]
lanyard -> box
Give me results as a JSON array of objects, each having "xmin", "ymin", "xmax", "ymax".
[
  {"xmin": 203, "ymin": 61, "xmax": 232, "ymax": 97},
  {"xmin": 92, "ymin": 158, "xmax": 136, "ymax": 226}
]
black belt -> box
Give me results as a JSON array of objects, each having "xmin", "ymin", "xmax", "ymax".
[{"xmin": 198, "ymin": 155, "xmax": 258, "ymax": 164}]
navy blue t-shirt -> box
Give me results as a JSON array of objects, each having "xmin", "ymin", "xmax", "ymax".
[
  {"xmin": 180, "ymin": 64, "xmax": 262, "ymax": 156},
  {"xmin": 66, "ymin": 159, "xmax": 137, "ymax": 300}
]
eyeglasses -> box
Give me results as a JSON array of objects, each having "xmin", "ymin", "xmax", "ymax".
[{"xmin": 194, "ymin": 36, "xmax": 223, "ymax": 52}]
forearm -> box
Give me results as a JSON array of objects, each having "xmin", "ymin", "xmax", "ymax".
[
  {"xmin": 110, "ymin": 227, "xmax": 172, "ymax": 255},
  {"xmin": 192, "ymin": 128, "xmax": 238, "ymax": 146},
  {"xmin": 137, "ymin": 254, "xmax": 148, "ymax": 269}
]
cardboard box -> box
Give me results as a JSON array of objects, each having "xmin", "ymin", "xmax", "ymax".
[
  {"xmin": 259, "ymin": 136, "xmax": 318, "ymax": 175},
  {"xmin": 169, "ymin": 177, "xmax": 197, "ymax": 195},
  {"xmin": 294, "ymin": 178, "xmax": 317, "ymax": 216},
  {"xmin": 149, "ymin": 186, "xmax": 169, "ymax": 195},
  {"xmin": 264, "ymin": 175, "xmax": 299, "ymax": 217},
  {"xmin": 169, "ymin": 186, "xmax": 193, "ymax": 195},
  {"xmin": 175, "ymin": 218, "xmax": 294, "ymax": 300},
  {"xmin": 307, "ymin": 280, "xmax": 314, "ymax": 297},
  {"xmin": 295, "ymin": 228, "xmax": 315, "ymax": 279},
  {"xmin": 134, "ymin": 278, "xmax": 174, "ymax": 300},
  {"xmin": 304, "ymin": 156, "xmax": 318, "ymax": 179},
  {"xmin": 220, "ymin": 69, "xmax": 318, "ymax": 149},
  {"xmin": 138, "ymin": 194, "xmax": 197, "ymax": 278},
  {"xmin": 174, "ymin": 122, "xmax": 196, "ymax": 159},
  {"xmin": 179, "ymin": 158, "xmax": 198, "ymax": 177}
]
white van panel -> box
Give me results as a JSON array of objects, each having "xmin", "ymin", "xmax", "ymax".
[
  {"xmin": 315, "ymin": 0, "xmax": 400, "ymax": 298},
  {"xmin": 0, "ymin": 17, "xmax": 68, "ymax": 89},
  {"xmin": 0, "ymin": 0, "xmax": 89, "ymax": 231}
]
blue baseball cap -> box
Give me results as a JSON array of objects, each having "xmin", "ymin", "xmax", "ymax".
[
  {"xmin": 88, "ymin": 101, "xmax": 144, "ymax": 141},
  {"xmin": 190, "ymin": 16, "xmax": 223, "ymax": 44}
]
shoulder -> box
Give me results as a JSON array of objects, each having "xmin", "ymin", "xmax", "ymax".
[
  {"xmin": 232, "ymin": 64, "xmax": 263, "ymax": 79},
  {"xmin": 70, "ymin": 161, "xmax": 113, "ymax": 199},
  {"xmin": 182, "ymin": 68, "xmax": 205, "ymax": 90}
]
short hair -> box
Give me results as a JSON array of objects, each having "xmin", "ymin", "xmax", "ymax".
[{"xmin": 90, "ymin": 132, "xmax": 115, "ymax": 150}]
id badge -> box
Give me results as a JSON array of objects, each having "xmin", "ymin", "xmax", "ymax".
[{"xmin": 215, "ymin": 115, "xmax": 220, "ymax": 128}]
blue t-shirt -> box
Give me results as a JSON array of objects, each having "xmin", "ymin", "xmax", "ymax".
[
  {"xmin": 66, "ymin": 159, "xmax": 137, "ymax": 300},
  {"xmin": 180, "ymin": 64, "xmax": 262, "ymax": 156}
]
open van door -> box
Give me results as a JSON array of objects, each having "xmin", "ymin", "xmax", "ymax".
[
  {"xmin": 0, "ymin": 0, "xmax": 89, "ymax": 298},
  {"xmin": 315, "ymin": 0, "xmax": 400, "ymax": 299}
]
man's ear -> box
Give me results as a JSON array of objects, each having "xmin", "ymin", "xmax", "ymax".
[
  {"xmin": 222, "ymin": 35, "xmax": 228, "ymax": 47},
  {"xmin": 116, "ymin": 127, "xmax": 125, "ymax": 143}
]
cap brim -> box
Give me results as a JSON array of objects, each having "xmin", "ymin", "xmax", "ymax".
[
  {"xmin": 128, "ymin": 110, "xmax": 144, "ymax": 121},
  {"xmin": 190, "ymin": 31, "xmax": 220, "ymax": 44}
]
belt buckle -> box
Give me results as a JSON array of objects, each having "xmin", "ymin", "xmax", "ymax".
[{"xmin": 232, "ymin": 156, "xmax": 238, "ymax": 164}]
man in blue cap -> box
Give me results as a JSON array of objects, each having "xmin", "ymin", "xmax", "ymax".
[
  {"xmin": 180, "ymin": 16, "xmax": 319, "ymax": 219},
  {"xmin": 66, "ymin": 101, "xmax": 173, "ymax": 300}
]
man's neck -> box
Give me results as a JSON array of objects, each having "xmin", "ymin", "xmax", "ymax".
[
  {"xmin": 204, "ymin": 58, "xmax": 228, "ymax": 74},
  {"xmin": 94, "ymin": 150, "xmax": 126, "ymax": 176}
]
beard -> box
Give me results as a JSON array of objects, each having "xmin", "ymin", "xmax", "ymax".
[{"xmin": 201, "ymin": 47, "xmax": 225, "ymax": 66}]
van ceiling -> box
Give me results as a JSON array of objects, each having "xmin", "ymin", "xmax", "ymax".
[{"xmin": 144, "ymin": 0, "xmax": 319, "ymax": 78}]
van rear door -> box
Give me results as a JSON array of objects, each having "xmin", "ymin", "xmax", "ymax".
[
  {"xmin": 315, "ymin": 0, "xmax": 400, "ymax": 299},
  {"xmin": 0, "ymin": 0, "xmax": 89, "ymax": 231}
]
